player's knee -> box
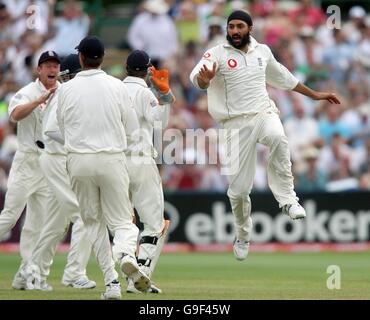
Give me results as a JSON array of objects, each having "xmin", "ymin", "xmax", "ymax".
[
  {"xmin": 227, "ymin": 188, "xmax": 251, "ymax": 202},
  {"xmin": 268, "ymin": 134, "xmax": 288, "ymax": 147}
]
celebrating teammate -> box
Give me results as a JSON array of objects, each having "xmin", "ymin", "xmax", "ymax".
[
  {"xmin": 0, "ymin": 51, "xmax": 58, "ymax": 290},
  {"xmin": 25, "ymin": 54, "xmax": 96, "ymax": 291},
  {"xmin": 57, "ymin": 36, "xmax": 150, "ymax": 299},
  {"xmin": 123, "ymin": 50, "xmax": 174, "ymax": 294},
  {"xmin": 190, "ymin": 10, "xmax": 340, "ymax": 261}
]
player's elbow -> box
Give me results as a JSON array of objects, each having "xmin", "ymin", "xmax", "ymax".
[
  {"xmin": 189, "ymin": 71, "xmax": 199, "ymax": 88},
  {"xmin": 9, "ymin": 109, "xmax": 20, "ymax": 122}
]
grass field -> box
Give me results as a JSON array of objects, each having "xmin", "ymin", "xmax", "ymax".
[{"xmin": 0, "ymin": 251, "xmax": 369, "ymax": 300}]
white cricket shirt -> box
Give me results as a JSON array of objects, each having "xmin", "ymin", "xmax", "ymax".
[
  {"xmin": 57, "ymin": 69, "xmax": 137, "ymax": 154},
  {"xmin": 43, "ymin": 87, "xmax": 66, "ymax": 155},
  {"xmin": 8, "ymin": 78, "xmax": 50, "ymax": 153},
  {"xmin": 123, "ymin": 76, "xmax": 170, "ymax": 158},
  {"xmin": 190, "ymin": 37, "xmax": 299, "ymax": 123}
]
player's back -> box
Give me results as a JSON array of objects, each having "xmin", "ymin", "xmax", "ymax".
[
  {"xmin": 59, "ymin": 69, "xmax": 129, "ymax": 154},
  {"xmin": 123, "ymin": 76, "xmax": 159, "ymax": 158}
]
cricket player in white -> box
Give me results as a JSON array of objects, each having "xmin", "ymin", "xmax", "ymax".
[
  {"xmin": 0, "ymin": 51, "xmax": 58, "ymax": 290},
  {"xmin": 58, "ymin": 36, "xmax": 150, "ymax": 300},
  {"xmin": 190, "ymin": 11, "xmax": 340, "ymax": 261},
  {"xmin": 123, "ymin": 50, "xmax": 174, "ymax": 294},
  {"xmin": 26, "ymin": 54, "xmax": 96, "ymax": 290}
]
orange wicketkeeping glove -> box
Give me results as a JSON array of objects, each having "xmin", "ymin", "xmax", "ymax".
[
  {"xmin": 148, "ymin": 66, "xmax": 175, "ymax": 104},
  {"xmin": 148, "ymin": 66, "xmax": 170, "ymax": 94}
]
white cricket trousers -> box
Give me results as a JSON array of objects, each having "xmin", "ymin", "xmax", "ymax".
[
  {"xmin": 223, "ymin": 110, "xmax": 298, "ymax": 242},
  {"xmin": 126, "ymin": 156, "xmax": 164, "ymax": 272},
  {"xmin": 0, "ymin": 151, "xmax": 49, "ymax": 269},
  {"xmin": 67, "ymin": 152, "xmax": 139, "ymax": 285},
  {"xmin": 31, "ymin": 153, "xmax": 92, "ymax": 282},
  {"xmin": 127, "ymin": 156, "xmax": 164, "ymax": 238}
]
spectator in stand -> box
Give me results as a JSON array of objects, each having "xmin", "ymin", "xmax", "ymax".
[
  {"xmin": 317, "ymin": 133, "xmax": 355, "ymax": 188},
  {"xmin": 127, "ymin": 0, "xmax": 178, "ymax": 68},
  {"xmin": 356, "ymin": 17, "xmax": 370, "ymax": 86},
  {"xmin": 197, "ymin": 0, "xmax": 227, "ymax": 43},
  {"xmin": 284, "ymin": 93, "xmax": 320, "ymax": 165},
  {"xmin": 288, "ymin": 0, "xmax": 325, "ymax": 29},
  {"xmin": 292, "ymin": 26, "xmax": 326, "ymax": 88},
  {"xmin": 0, "ymin": 3, "xmax": 13, "ymax": 49},
  {"xmin": 340, "ymin": 91, "xmax": 368, "ymax": 147},
  {"xmin": 42, "ymin": 0, "xmax": 90, "ymax": 58},
  {"xmin": 4, "ymin": 0, "xmax": 53, "ymax": 40},
  {"xmin": 322, "ymin": 29, "xmax": 354, "ymax": 91},
  {"xmin": 174, "ymin": 0, "xmax": 199, "ymax": 45},
  {"xmin": 11, "ymin": 31, "xmax": 44, "ymax": 86},
  {"xmin": 343, "ymin": 6, "xmax": 366, "ymax": 45},
  {"xmin": 177, "ymin": 41, "xmax": 203, "ymax": 106},
  {"xmin": 319, "ymin": 102, "xmax": 350, "ymax": 145},
  {"xmin": 205, "ymin": 16, "xmax": 226, "ymax": 49},
  {"xmin": 263, "ymin": 2, "xmax": 294, "ymax": 48},
  {"xmin": 296, "ymin": 147, "xmax": 327, "ymax": 192}
]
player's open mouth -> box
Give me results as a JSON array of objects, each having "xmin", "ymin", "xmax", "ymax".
[{"xmin": 48, "ymin": 75, "xmax": 56, "ymax": 79}]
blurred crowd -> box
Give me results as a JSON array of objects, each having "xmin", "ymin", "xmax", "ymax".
[{"xmin": 1, "ymin": 0, "xmax": 370, "ymax": 193}]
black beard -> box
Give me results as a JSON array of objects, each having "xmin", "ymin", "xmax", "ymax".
[{"xmin": 226, "ymin": 32, "xmax": 251, "ymax": 49}]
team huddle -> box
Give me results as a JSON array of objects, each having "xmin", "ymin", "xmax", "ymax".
[
  {"xmin": 0, "ymin": 10, "xmax": 341, "ymax": 300},
  {"xmin": 0, "ymin": 35, "xmax": 174, "ymax": 299}
]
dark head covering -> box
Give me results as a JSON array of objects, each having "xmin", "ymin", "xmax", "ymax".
[
  {"xmin": 75, "ymin": 36, "xmax": 105, "ymax": 59},
  {"xmin": 38, "ymin": 51, "xmax": 61, "ymax": 66},
  {"xmin": 126, "ymin": 50, "xmax": 151, "ymax": 71},
  {"xmin": 59, "ymin": 54, "xmax": 81, "ymax": 78},
  {"xmin": 227, "ymin": 10, "xmax": 253, "ymax": 26}
]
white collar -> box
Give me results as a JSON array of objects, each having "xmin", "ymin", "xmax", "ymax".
[
  {"xmin": 123, "ymin": 76, "xmax": 148, "ymax": 88},
  {"xmin": 75, "ymin": 69, "xmax": 106, "ymax": 77},
  {"xmin": 35, "ymin": 78, "xmax": 60, "ymax": 92}
]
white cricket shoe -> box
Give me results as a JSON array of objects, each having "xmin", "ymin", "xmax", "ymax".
[
  {"xmin": 120, "ymin": 254, "xmax": 151, "ymax": 293},
  {"xmin": 233, "ymin": 239, "xmax": 250, "ymax": 261},
  {"xmin": 101, "ymin": 280, "xmax": 121, "ymax": 300},
  {"xmin": 62, "ymin": 276, "xmax": 96, "ymax": 289},
  {"xmin": 282, "ymin": 203, "xmax": 306, "ymax": 220},
  {"xmin": 38, "ymin": 280, "xmax": 53, "ymax": 291},
  {"xmin": 126, "ymin": 278, "xmax": 162, "ymax": 294},
  {"xmin": 12, "ymin": 270, "xmax": 27, "ymax": 290}
]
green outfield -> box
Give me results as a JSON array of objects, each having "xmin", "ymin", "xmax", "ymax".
[{"xmin": 0, "ymin": 251, "xmax": 369, "ymax": 300}]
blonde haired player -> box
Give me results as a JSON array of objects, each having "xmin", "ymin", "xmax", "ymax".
[
  {"xmin": 190, "ymin": 10, "xmax": 340, "ymax": 261},
  {"xmin": 0, "ymin": 51, "xmax": 58, "ymax": 290},
  {"xmin": 25, "ymin": 54, "xmax": 96, "ymax": 291}
]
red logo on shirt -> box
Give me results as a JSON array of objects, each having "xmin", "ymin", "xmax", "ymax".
[
  {"xmin": 203, "ymin": 52, "xmax": 211, "ymax": 59},
  {"xmin": 227, "ymin": 59, "xmax": 237, "ymax": 68}
]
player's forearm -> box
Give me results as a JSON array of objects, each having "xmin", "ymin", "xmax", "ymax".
[
  {"xmin": 292, "ymin": 82, "xmax": 320, "ymax": 100},
  {"xmin": 10, "ymin": 100, "xmax": 41, "ymax": 122}
]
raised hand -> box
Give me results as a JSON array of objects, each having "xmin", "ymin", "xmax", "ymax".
[
  {"xmin": 197, "ymin": 62, "xmax": 217, "ymax": 88},
  {"xmin": 314, "ymin": 92, "xmax": 341, "ymax": 104},
  {"xmin": 38, "ymin": 87, "xmax": 57, "ymax": 105},
  {"xmin": 148, "ymin": 66, "xmax": 170, "ymax": 94}
]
